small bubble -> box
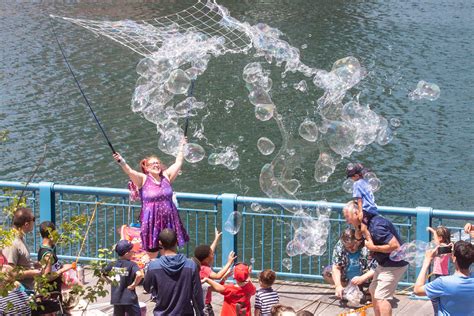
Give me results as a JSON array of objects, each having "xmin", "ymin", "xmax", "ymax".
[
  {"xmin": 390, "ymin": 118, "xmax": 401, "ymax": 128},
  {"xmin": 301, "ymin": 44, "xmax": 308, "ymax": 49}
]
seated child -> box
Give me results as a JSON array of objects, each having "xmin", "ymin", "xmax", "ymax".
[
  {"xmin": 194, "ymin": 228, "xmax": 236, "ymax": 316},
  {"xmin": 254, "ymin": 269, "xmax": 279, "ymax": 316},
  {"xmin": 103, "ymin": 240, "xmax": 144, "ymax": 316},
  {"xmin": 203, "ymin": 263, "xmax": 256, "ymax": 316},
  {"xmin": 37, "ymin": 221, "xmax": 74, "ymax": 315}
]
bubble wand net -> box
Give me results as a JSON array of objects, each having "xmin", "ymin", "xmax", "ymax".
[{"xmin": 52, "ymin": 0, "xmax": 252, "ymax": 57}]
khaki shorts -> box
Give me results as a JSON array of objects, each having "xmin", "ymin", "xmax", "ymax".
[{"xmin": 369, "ymin": 264, "xmax": 408, "ymax": 300}]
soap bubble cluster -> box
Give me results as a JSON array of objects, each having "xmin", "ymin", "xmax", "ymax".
[
  {"xmin": 285, "ymin": 203, "xmax": 332, "ymax": 257},
  {"xmin": 293, "ymin": 80, "xmax": 308, "ymax": 93},
  {"xmin": 224, "ymin": 100, "xmax": 235, "ymax": 112},
  {"xmin": 408, "ymin": 80, "xmax": 440, "ymax": 101},
  {"xmin": 208, "ymin": 146, "xmax": 240, "ymax": 170},
  {"xmin": 343, "ymin": 282, "xmax": 363, "ymax": 305},
  {"xmin": 131, "ymin": 30, "xmax": 229, "ymax": 161},
  {"xmin": 250, "ymin": 202, "xmax": 272, "ymax": 213},
  {"xmin": 389, "ymin": 240, "xmax": 436, "ymax": 266},
  {"xmin": 123, "ymin": 1, "xmax": 398, "ymax": 204},
  {"xmin": 282, "ymin": 258, "xmax": 292, "ymax": 270}
]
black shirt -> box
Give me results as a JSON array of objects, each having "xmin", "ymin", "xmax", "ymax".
[
  {"xmin": 38, "ymin": 245, "xmax": 62, "ymax": 293},
  {"xmin": 103, "ymin": 259, "xmax": 140, "ymax": 305}
]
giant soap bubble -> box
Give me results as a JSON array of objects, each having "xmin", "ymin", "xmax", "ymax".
[{"xmin": 224, "ymin": 211, "xmax": 243, "ymax": 235}]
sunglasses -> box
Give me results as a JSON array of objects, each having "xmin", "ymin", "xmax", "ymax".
[{"xmin": 147, "ymin": 161, "xmax": 161, "ymax": 166}]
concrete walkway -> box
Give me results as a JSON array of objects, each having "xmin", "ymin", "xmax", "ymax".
[{"xmin": 71, "ymin": 268, "xmax": 433, "ymax": 315}]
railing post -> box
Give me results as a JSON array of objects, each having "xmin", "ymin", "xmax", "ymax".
[
  {"xmin": 39, "ymin": 182, "xmax": 56, "ymax": 224},
  {"xmin": 221, "ymin": 193, "xmax": 237, "ymax": 266},
  {"xmin": 415, "ymin": 206, "xmax": 432, "ymax": 275}
]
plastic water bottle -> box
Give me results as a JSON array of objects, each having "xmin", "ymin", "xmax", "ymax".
[{"xmin": 76, "ymin": 264, "xmax": 85, "ymax": 284}]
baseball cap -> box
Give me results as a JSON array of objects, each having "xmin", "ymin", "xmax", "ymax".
[
  {"xmin": 346, "ymin": 163, "xmax": 364, "ymax": 178},
  {"xmin": 233, "ymin": 263, "xmax": 250, "ymax": 282},
  {"xmin": 115, "ymin": 240, "xmax": 133, "ymax": 256}
]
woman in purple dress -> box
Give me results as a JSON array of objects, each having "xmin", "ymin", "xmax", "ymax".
[{"xmin": 113, "ymin": 138, "xmax": 189, "ymax": 257}]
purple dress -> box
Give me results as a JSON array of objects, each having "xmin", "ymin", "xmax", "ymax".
[{"xmin": 139, "ymin": 175, "xmax": 189, "ymax": 250}]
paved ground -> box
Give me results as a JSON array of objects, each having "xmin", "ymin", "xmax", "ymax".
[{"xmin": 71, "ymin": 268, "xmax": 434, "ymax": 315}]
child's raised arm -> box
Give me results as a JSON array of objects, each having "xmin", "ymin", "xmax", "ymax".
[
  {"xmin": 210, "ymin": 227, "xmax": 223, "ymax": 253},
  {"xmin": 427, "ymin": 227, "xmax": 440, "ymax": 244},
  {"xmin": 210, "ymin": 251, "xmax": 236, "ymax": 280},
  {"xmin": 203, "ymin": 277, "xmax": 226, "ymax": 293}
]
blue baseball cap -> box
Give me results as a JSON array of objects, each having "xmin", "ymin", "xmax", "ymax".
[
  {"xmin": 346, "ymin": 163, "xmax": 364, "ymax": 178},
  {"xmin": 115, "ymin": 240, "xmax": 133, "ymax": 256}
]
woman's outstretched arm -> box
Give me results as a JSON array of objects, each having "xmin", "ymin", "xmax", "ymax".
[
  {"xmin": 113, "ymin": 152, "xmax": 146, "ymax": 188},
  {"xmin": 164, "ymin": 137, "xmax": 187, "ymax": 183}
]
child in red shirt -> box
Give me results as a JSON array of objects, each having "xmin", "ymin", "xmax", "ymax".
[
  {"xmin": 203, "ymin": 263, "xmax": 256, "ymax": 316},
  {"xmin": 194, "ymin": 228, "xmax": 236, "ymax": 315}
]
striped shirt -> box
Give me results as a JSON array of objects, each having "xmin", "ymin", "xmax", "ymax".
[
  {"xmin": 0, "ymin": 289, "xmax": 31, "ymax": 315},
  {"xmin": 255, "ymin": 287, "xmax": 279, "ymax": 316}
]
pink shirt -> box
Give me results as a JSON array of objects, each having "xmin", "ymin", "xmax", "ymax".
[
  {"xmin": 199, "ymin": 265, "xmax": 213, "ymax": 304},
  {"xmin": 433, "ymin": 254, "xmax": 449, "ymax": 275}
]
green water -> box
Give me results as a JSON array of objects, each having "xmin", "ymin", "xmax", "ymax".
[{"xmin": 1, "ymin": 0, "xmax": 473, "ymax": 212}]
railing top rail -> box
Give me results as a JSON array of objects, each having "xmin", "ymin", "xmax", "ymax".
[
  {"xmin": 1, "ymin": 180, "xmax": 473, "ymax": 218},
  {"xmin": 0, "ymin": 180, "xmax": 40, "ymax": 191}
]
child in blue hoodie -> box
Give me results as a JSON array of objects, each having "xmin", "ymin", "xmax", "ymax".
[{"xmin": 143, "ymin": 228, "xmax": 204, "ymax": 315}]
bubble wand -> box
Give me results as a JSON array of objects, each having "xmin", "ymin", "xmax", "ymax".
[
  {"xmin": 183, "ymin": 80, "xmax": 196, "ymax": 137},
  {"xmin": 49, "ymin": 16, "xmax": 116, "ymax": 154}
]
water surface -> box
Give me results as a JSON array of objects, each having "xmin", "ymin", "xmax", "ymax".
[{"xmin": 1, "ymin": 0, "xmax": 473, "ymax": 211}]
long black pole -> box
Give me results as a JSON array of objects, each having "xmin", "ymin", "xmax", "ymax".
[
  {"xmin": 184, "ymin": 80, "xmax": 196, "ymax": 137},
  {"xmin": 49, "ymin": 17, "xmax": 116, "ymax": 154}
]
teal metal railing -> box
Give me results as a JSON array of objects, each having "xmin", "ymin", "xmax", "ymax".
[{"xmin": 1, "ymin": 180, "xmax": 473, "ymax": 285}]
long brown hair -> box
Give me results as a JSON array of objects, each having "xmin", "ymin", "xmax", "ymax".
[{"xmin": 436, "ymin": 226, "xmax": 451, "ymax": 244}]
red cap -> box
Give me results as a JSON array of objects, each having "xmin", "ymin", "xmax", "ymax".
[{"xmin": 233, "ymin": 263, "xmax": 249, "ymax": 282}]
